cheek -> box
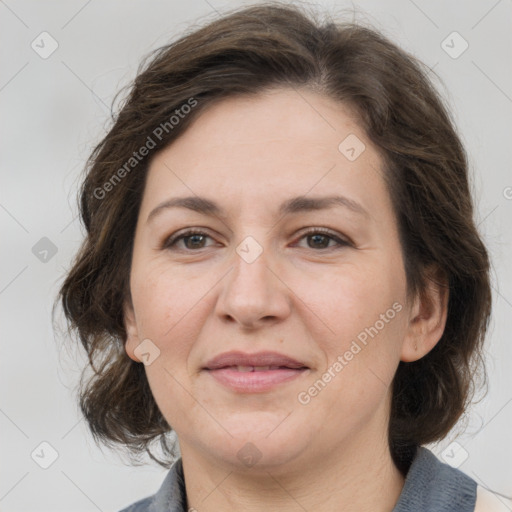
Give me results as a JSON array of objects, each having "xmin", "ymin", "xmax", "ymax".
[
  {"xmin": 300, "ymin": 292, "xmax": 405, "ymax": 435},
  {"xmin": 294, "ymin": 260, "xmax": 407, "ymax": 411},
  {"xmin": 133, "ymin": 264, "xmax": 208, "ymax": 423},
  {"xmin": 131, "ymin": 261, "xmax": 210, "ymax": 346},
  {"xmin": 130, "ymin": 259, "xmax": 221, "ymax": 421},
  {"xmin": 297, "ymin": 260, "xmax": 404, "ymax": 344}
]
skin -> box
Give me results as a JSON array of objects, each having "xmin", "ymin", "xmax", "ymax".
[{"xmin": 124, "ymin": 87, "xmax": 448, "ymax": 511}]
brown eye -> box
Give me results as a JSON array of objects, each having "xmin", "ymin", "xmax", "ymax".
[
  {"xmin": 295, "ymin": 228, "xmax": 350, "ymax": 250},
  {"xmin": 163, "ymin": 230, "xmax": 215, "ymax": 251},
  {"xmin": 162, "ymin": 228, "xmax": 350, "ymax": 252},
  {"xmin": 306, "ymin": 233, "xmax": 333, "ymax": 249}
]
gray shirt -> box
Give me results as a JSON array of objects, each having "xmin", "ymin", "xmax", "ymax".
[{"xmin": 119, "ymin": 446, "xmax": 477, "ymax": 511}]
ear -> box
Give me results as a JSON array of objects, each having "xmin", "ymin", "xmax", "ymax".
[
  {"xmin": 123, "ymin": 297, "xmax": 142, "ymax": 362},
  {"xmin": 401, "ymin": 265, "xmax": 449, "ymax": 362}
]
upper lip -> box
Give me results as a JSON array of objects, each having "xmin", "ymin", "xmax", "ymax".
[{"xmin": 203, "ymin": 351, "xmax": 308, "ymax": 370}]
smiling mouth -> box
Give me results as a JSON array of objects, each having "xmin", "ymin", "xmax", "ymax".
[
  {"xmin": 202, "ymin": 351, "xmax": 310, "ymax": 392},
  {"xmin": 204, "ymin": 364, "xmax": 309, "ymax": 392},
  {"xmin": 219, "ymin": 365, "xmax": 306, "ymax": 372}
]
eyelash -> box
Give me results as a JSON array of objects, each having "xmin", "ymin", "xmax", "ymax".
[{"xmin": 162, "ymin": 227, "xmax": 351, "ymax": 252}]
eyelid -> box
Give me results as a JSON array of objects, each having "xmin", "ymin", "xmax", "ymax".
[
  {"xmin": 161, "ymin": 227, "xmax": 217, "ymax": 250},
  {"xmin": 293, "ymin": 227, "xmax": 352, "ymax": 247},
  {"xmin": 161, "ymin": 227, "xmax": 353, "ymax": 251}
]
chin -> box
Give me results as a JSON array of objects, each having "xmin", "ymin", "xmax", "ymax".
[
  {"xmin": 216, "ymin": 438, "xmax": 307, "ymax": 473},
  {"xmin": 192, "ymin": 412, "xmax": 312, "ymax": 471}
]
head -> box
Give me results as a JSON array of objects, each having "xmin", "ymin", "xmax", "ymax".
[{"xmin": 57, "ymin": 3, "xmax": 491, "ymax": 474}]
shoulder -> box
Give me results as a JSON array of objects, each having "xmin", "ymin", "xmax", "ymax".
[
  {"xmin": 475, "ymin": 485, "xmax": 512, "ymax": 512},
  {"xmin": 119, "ymin": 496, "xmax": 153, "ymax": 512},
  {"xmin": 393, "ymin": 446, "xmax": 512, "ymax": 512},
  {"xmin": 393, "ymin": 446, "xmax": 477, "ymax": 511},
  {"xmin": 118, "ymin": 458, "xmax": 187, "ymax": 512}
]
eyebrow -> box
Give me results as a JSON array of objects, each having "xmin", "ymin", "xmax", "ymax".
[{"xmin": 146, "ymin": 194, "xmax": 370, "ymax": 224}]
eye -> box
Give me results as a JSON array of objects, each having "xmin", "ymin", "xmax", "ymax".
[
  {"xmin": 294, "ymin": 228, "xmax": 350, "ymax": 250},
  {"xmin": 163, "ymin": 229, "xmax": 216, "ymax": 251},
  {"xmin": 162, "ymin": 227, "xmax": 351, "ymax": 252}
]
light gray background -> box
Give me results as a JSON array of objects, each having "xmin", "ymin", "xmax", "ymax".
[{"xmin": 1, "ymin": 1, "xmax": 511, "ymax": 510}]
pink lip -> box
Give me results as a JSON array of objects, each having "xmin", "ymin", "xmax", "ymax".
[
  {"xmin": 204, "ymin": 351, "xmax": 307, "ymax": 369},
  {"xmin": 203, "ymin": 351, "xmax": 310, "ymax": 393}
]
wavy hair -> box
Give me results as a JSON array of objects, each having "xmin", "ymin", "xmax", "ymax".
[{"xmin": 55, "ymin": 2, "xmax": 491, "ymax": 472}]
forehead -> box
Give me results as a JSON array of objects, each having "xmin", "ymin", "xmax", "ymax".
[
  {"xmin": 174, "ymin": 87, "xmax": 365, "ymax": 160},
  {"xmin": 140, "ymin": 87, "xmax": 391, "ymax": 223}
]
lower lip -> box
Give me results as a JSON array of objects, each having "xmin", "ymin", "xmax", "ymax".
[{"xmin": 205, "ymin": 368, "xmax": 309, "ymax": 392}]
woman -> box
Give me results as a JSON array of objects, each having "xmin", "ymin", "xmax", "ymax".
[{"xmin": 57, "ymin": 3, "xmax": 510, "ymax": 511}]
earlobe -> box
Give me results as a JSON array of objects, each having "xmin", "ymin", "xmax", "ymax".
[
  {"xmin": 401, "ymin": 266, "xmax": 449, "ymax": 363},
  {"xmin": 123, "ymin": 298, "xmax": 142, "ymax": 362}
]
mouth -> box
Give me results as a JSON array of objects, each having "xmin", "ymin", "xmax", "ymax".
[
  {"xmin": 202, "ymin": 351, "xmax": 310, "ymax": 393},
  {"xmin": 215, "ymin": 365, "xmax": 304, "ymax": 371}
]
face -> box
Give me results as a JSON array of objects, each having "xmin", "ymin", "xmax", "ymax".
[{"xmin": 124, "ymin": 87, "xmax": 416, "ymax": 472}]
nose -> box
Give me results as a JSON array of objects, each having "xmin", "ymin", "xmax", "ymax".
[{"xmin": 215, "ymin": 242, "xmax": 292, "ymax": 330}]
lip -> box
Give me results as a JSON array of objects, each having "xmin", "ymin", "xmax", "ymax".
[
  {"xmin": 202, "ymin": 351, "xmax": 310, "ymax": 393},
  {"xmin": 203, "ymin": 351, "xmax": 308, "ymax": 370}
]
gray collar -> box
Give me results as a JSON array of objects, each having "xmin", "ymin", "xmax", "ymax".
[
  {"xmin": 391, "ymin": 447, "xmax": 476, "ymax": 511},
  {"xmin": 120, "ymin": 447, "xmax": 477, "ymax": 511},
  {"xmin": 149, "ymin": 458, "xmax": 187, "ymax": 512}
]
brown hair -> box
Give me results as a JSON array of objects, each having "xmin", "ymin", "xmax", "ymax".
[{"xmin": 55, "ymin": 2, "xmax": 491, "ymax": 472}]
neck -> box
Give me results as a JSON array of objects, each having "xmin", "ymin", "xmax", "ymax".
[{"xmin": 180, "ymin": 424, "xmax": 405, "ymax": 512}]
